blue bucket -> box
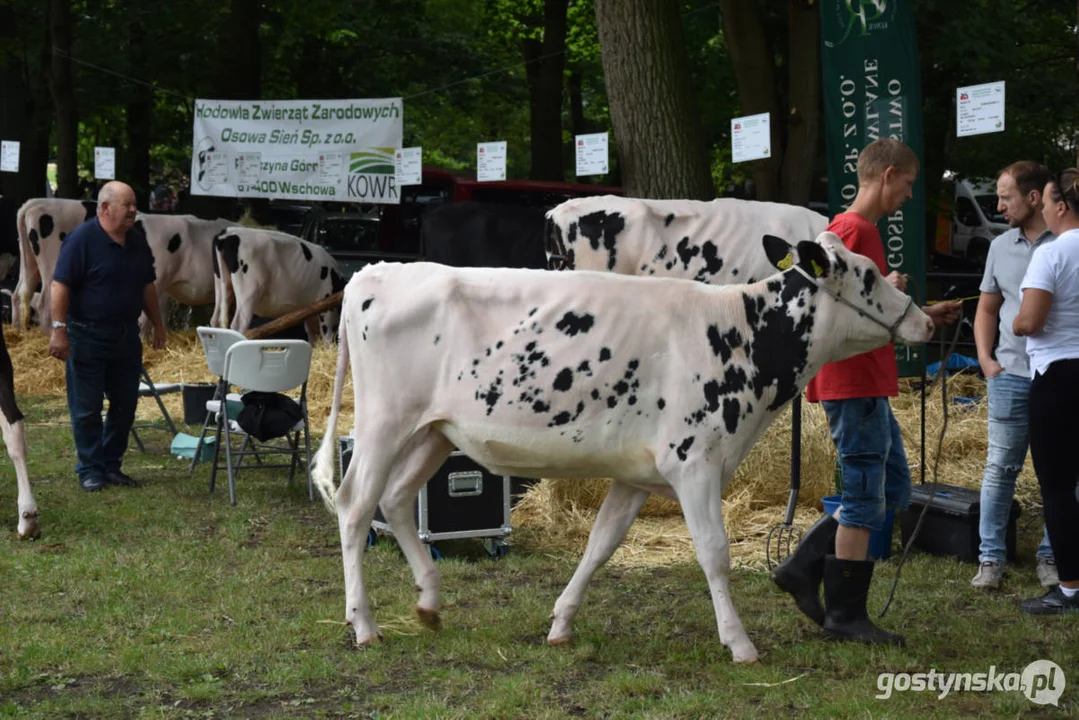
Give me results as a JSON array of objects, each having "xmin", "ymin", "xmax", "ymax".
[{"xmin": 820, "ymin": 495, "xmax": 894, "ymax": 561}]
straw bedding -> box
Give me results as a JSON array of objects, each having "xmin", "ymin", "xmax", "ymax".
[{"xmin": 7, "ymin": 327, "xmax": 1042, "ymax": 569}]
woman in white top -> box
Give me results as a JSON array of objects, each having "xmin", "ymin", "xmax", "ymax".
[{"xmin": 1013, "ymin": 168, "xmax": 1079, "ymax": 614}]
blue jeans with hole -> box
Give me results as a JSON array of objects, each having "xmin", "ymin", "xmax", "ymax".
[
  {"xmin": 822, "ymin": 397, "xmax": 911, "ymax": 532},
  {"xmin": 65, "ymin": 319, "xmax": 142, "ymax": 482},
  {"xmin": 978, "ymin": 371, "xmax": 1053, "ymax": 564}
]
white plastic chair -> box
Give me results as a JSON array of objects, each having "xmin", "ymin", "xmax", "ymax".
[
  {"xmin": 189, "ymin": 327, "xmax": 248, "ymax": 472},
  {"xmin": 212, "ymin": 339, "xmax": 314, "ymax": 506}
]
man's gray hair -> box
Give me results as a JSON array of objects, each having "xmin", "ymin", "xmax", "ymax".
[{"xmin": 97, "ymin": 183, "xmax": 120, "ymax": 204}]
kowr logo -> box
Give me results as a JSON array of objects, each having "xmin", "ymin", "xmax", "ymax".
[{"xmin": 347, "ymin": 148, "xmax": 397, "ymax": 202}]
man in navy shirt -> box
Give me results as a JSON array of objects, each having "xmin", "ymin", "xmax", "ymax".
[{"xmin": 49, "ymin": 181, "xmax": 166, "ymax": 491}]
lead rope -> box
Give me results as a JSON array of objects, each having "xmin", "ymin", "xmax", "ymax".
[{"xmin": 878, "ymin": 276, "xmax": 966, "ymax": 618}]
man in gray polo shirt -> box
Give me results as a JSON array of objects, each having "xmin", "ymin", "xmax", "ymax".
[{"xmin": 972, "ymin": 161, "xmax": 1057, "ymax": 589}]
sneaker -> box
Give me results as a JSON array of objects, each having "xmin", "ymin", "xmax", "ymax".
[
  {"xmin": 106, "ymin": 470, "xmax": 140, "ymax": 487},
  {"xmin": 971, "ymin": 561, "xmax": 1004, "ymax": 589},
  {"xmin": 1020, "ymin": 586, "xmax": 1079, "ymax": 615},
  {"xmin": 79, "ymin": 475, "xmax": 106, "ymax": 492},
  {"xmin": 1037, "ymin": 558, "xmax": 1059, "ymax": 588}
]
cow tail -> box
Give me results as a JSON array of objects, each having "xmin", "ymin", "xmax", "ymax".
[
  {"xmin": 13, "ymin": 202, "xmax": 33, "ymax": 329},
  {"xmin": 311, "ymin": 305, "xmax": 350, "ymax": 513}
]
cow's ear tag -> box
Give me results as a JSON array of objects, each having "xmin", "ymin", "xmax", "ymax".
[
  {"xmin": 776, "ymin": 253, "xmax": 794, "ymax": 271},
  {"xmin": 810, "ymin": 259, "xmax": 825, "ymax": 277}
]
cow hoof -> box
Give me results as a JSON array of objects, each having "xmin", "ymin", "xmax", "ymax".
[
  {"xmin": 356, "ymin": 632, "xmax": 384, "ymax": 648},
  {"xmin": 731, "ymin": 647, "xmax": 760, "ymax": 664},
  {"xmin": 18, "ymin": 513, "xmax": 40, "ymax": 540},
  {"xmin": 416, "ymin": 607, "xmax": 442, "ymax": 631},
  {"xmin": 546, "ymin": 635, "xmax": 573, "ymax": 647}
]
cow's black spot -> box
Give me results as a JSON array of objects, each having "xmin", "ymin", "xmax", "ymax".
[
  {"xmin": 591, "ymin": 389, "xmax": 600, "ymax": 400},
  {"xmin": 676, "ymin": 237, "xmax": 700, "ymax": 269},
  {"xmin": 703, "ymin": 380, "xmax": 722, "ymax": 413},
  {"xmin": 361, "ymin": 296, "xmax": 374, "ymax": 311},
  {"xmin": 655, "ymin": 244, "xmax": 669, "ymax": 261},
  {"xmin": 706, "ymin": 324, "xmax": 743, "ymax": 363},
  {"xmin": 548, "ymin": 411, "xmax": 572, "ymax": 427},
  {"xmin": 434, "ymin": 334, "xmax": 441, "ymax": 345},
  {"xmin": 657, "ymin": 398, "xmax": 666, "ymax": 410},
  {"xmin": 577, "ymin": 360, "xmax": 592, "ymax": 375},
  {"xmin": 743, "ymin": 272, "xmax": 817, "ymax": 410},
  {"xmin": 700, "ymin": 241, "xmax": 723, "ymax": 276},
  {"xmin": 876, "ymin": 302, "xmax": 883, "ymax": 313},
  {"xmin": 732, "ymin": 268, "xmax": 739, "ymax": 276},
  {"xmin": 320, "ymin": 266, "xmax": 329, "ymax": 280},
  {"xmin": 598, "ymin": 347, "xmax": 611, "ymax": 362},
  {"xmin": 241, "ymin": 262, "xmax": 249, "ymax": 274},
  {"xmin": 613, "ymin": 380, "xmax": 629, "ymax": 396},
  {"xmin": 301, "ymin": 244, "xmax": 313, "ymax": 262},
  {"xmin": 716, "ymin": 366, "xmax": 749, "ymax": 395},
  {"xmin": 862, "ymin": 268, "xmax": 876, "ymax": 299},
  {"xmin": 216, "ymin": 234, "xmax": 241, "ymax": 273},
  {"xmin": 526, "ymin": 341, "xmax": 537, "ymax": 352},
  {"xmin": 477, "ymin": 376, "xmax": 503, "ymax": 415},
  {"xmin": 528, "ymin": 307, "xmax": 538, "ymax": 317},
  {"xmin": 495, "ymin": 341, "xmax": 503, "ymax": 349},
  {"xmin": 723, "ymin": 398, "xmax": 740, "ymax": 434},
  {"xmin": 578, "ymin": 210, "xmax": 625, "ymax": 270},
  {"xmin": 28, "ymin": 229, "xmax": 40, "ymax": 256},
  {"xmin": 39, "ymin": 214, "xmax": 54, "ymax": 239},
  {"xmin": 330, "ymin": 270, "xmax": 346, "ymax": 294},
  {"xmin": 59, "ymin": 232, "xmax": 67, "ymax": 243},
  {"xmin": 556, "ymin": 311, "xmax": 595, "ymax": 337},
  {"xmin": 167, "ymin": 233, "xmax": 182, "ymax": 253},
  {"xmin": 664, "ymin": 213, "xmax": 675, "ymax": 227},
  {"xmin": 553, "ymin": 368, "xmax": 573, "ymax": 392},
  {"xmin": 532, "ymin": 400, "xmax": 550, "ymax": 413},
  {"xmin": 628, "ymin": 396, "xmax": 637, "ymax": 406},
  {"xmin": 606, "ymin": 396, "xmax": 617, "ymax": 408},
  {"xmin": 675, "ymin": 436, "xmax": 695, "ymax": 462},
  {"xmin": 82, "ymin": 201, "xmax": 96, "ymax": 221}
]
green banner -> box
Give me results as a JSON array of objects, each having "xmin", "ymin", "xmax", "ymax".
[{"xmin": 820, "ymin": 0, "xmax": 925, "ymax": 377}]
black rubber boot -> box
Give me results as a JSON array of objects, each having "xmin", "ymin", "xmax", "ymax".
[
  {"xmin": 771, "ymin": 514, "xmax": 838, "ymax": 626},
  {"xmin": 821, "ymin": 555, "xmax": 905, "ymax": 645}
]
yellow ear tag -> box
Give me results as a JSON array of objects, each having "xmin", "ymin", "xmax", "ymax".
[
  {"xmin": 776, "ymin": 253, "xmax": 794, "ymax": 270},
  {"xmin": 810, "ymin": 259, "xmax": 825, "ymax": 278}
]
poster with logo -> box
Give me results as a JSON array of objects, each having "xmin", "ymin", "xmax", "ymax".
[
  {"xmin": 821, "ymin": 0, "xmax": 926, "ymax": 377},
  {"xmin": 0, "ymin": 141, "xmax": 19, "ymax": 173},
  {"xmin": 957, "ymin": 81, "xmax": 1005, "ymax": 137},
  {"xmin": 477, "ymin": 141, "xmax": 507, "ymax": 182},
  {"xmin": 730, "ymin": 113, "xmax": 771, "ymax": 163},
  {"xmin": 94, "ymin": 147, "xmax": 116, "ymax": 179},
  {"xmin": 395, "ymin": 147, "xmax": 422, "ymax": 186},
  {"xmin": 575, "ymin": 133, "xmax": 609, "ymax": 176},
  {"xmin": 190, "ymin": 97, "xmax": 404, "ymax": 204}
]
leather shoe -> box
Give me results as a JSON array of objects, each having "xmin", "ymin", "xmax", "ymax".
[
  {"xmin": 106, "ymin": 470, "xmax": 140, "ymax": 487},
  {"xmin": 1020, "ymin": 586, "xmax": 1079, "ymax": 615},
  {"xmin": 79, "ymin": 475, "xmax": 106, "ymax": 492}
]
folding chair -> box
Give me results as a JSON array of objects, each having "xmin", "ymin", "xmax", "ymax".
[
  {"xmin": 130, "ymin": 365, "xmax": 181, "ymax": 452},
  {"xmin": 210, "ymin": 339, "xmax": 314, "ymax": 506},
  {"xmin": 190, "ymin": 327, "xmax": 247, "ymax": 472}
]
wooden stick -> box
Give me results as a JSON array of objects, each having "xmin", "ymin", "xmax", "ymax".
[{"xmin": 244, "ymin": 291, "xmax": 344, "ymax": 340}]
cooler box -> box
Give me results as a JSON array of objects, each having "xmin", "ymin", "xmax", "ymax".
[
  {"xmin": 339, "ymin": 437, "xmax": 511, "ymax": 549},
  {"xmin": 900, "ymin": 483, "xmax": 1020, "ymax": 563}
]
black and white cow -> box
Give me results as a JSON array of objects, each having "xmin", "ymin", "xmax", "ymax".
[
  {"xmin": 422, "ymin": 201, "xmax": 548, "ymax": 269},
  {"xmin": 0, "ymin": 320, "xmax": 37, "ymax": 539},
  {"xmin": 310, "ymin": 231, "xmax": 934, "ymax": 662},
  {"xmin": 546, "ymin": 195, "xmax": 829, "ymax": 282},
  {"xmin": 212, "ymin": 227, "xmax": 347, "ymax": 344}
]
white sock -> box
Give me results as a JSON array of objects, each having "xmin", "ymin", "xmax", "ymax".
[{"xmin": 1059, "ymin": 585, "xmax": 1078, "ymax": 597}]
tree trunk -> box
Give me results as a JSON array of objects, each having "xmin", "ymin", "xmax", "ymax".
[
  {"xmin": 0, "ymin": 3, "xmax": 33, "ymax": 204},
  {"xmin": 1075, "ymin": 0, "xmax": 1078, "ymax": 167},
  {"xmin": 125, "ymin": 18, "xmax": 152, "ymax": 208},
  {"xmin": 216, "ymin": 0, "xmax": 261, "ymax": 100},
  {"xmin": 780, "ymin": 0, "xmax": 820, "ymax": 207},
  {"xmin": 594, "ymin": 0, "xmax": 713, "ymax": 199},
  {"xmin": 719, "ymin": 0, "xmax": 780, "ymax": 201},
  {"xmin": 48, "ymin": 0, "xmax": 78, "ymax": 199},
  {"xmin": 524, "ymin": 0, "xmax": 569, "ymax": 181},
  {"xmin": 567, "ymin": 63, "xmax": 586, "ymax": 137}
]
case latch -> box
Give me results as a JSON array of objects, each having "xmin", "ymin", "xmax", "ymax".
[{"xmin": 447, "ymin": 470, "xmax": 483, "ymax": 497}]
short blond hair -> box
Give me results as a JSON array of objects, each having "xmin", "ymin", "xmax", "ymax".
[{"xmin": 857, "ymin": 138, "xmax": 919, "ymax": 183}]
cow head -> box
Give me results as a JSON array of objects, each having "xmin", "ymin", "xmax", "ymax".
[{"xmin": 763, "ymin": 232, "xmax": 933, "ymax": 358}]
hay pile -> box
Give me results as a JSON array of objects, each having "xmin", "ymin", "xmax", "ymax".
[{"xmin": 9, "ymin": 326, "xmax": 1042, "ymax": 569}]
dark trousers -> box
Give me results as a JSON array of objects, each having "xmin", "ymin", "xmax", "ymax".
[
  {"xmin": 65, "ymin": 319, "xmax": 142, "ymax": 481},
  {"xmin": 1028, "ymin": 358, "xmax": 1079, "ymax": 583}
]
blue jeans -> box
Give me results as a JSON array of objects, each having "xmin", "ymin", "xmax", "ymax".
[
  {"xmin": 65, "ymin": 319, "xmax": 142, "ymax": 481},
  {"xmin": 978, "ymin": 371, "xmax": 1053, "ymax": 564},
  {"xmin": 822, "ymin": 397, "xmax": 911, "ymax": 532}
]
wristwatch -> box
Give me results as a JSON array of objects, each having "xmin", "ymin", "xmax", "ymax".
[{"xmin": 51, "ymin": 321, "xmax": 67, "ymax": 330}]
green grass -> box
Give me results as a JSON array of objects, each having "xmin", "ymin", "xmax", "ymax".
[{"xmin": 0, "ymin": 397, "xmax": 1075, "ymax": 718}]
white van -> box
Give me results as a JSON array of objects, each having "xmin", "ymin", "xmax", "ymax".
[{"xmin": 941, "ymin": 171, "xmax": 1009, "ymax": 262}]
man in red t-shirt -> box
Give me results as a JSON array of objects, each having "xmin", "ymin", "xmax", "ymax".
[{"xmin": 772, "ymin": 139, "xmax": 961, "ymax": 645}]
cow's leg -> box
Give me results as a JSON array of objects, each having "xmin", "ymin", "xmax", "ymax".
[
  {"xmin": 675, "ymin": 470, "xmax": 758, "ymax": 663},
  {"xmin": 547, "ymin": 481, "xmax": 649, "ymax": 645},
  {"xmin": 303, "ymin": 315, "xmax": 320, "ymax": 345},
  {"xmin": 377, "ymin": 428, "xmax": 454, "ymax": 629},
  {"xmin": 2, "ymin": 417, "xmax": 37, "ymax": 539},
  {"xmin": 229, "ymin": 299, "xmax": 254, "ymax": 335}
]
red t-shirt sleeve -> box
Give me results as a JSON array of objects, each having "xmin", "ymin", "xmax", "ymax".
[{"xmin": 804, "ymin": 213, "xmax": 899, "ymax": 402}]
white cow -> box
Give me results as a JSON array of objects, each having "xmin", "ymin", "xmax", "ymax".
[
  {"xmin": 311, "ymin": 231, "xmax": 934, "ymax": 662},
  {"xmin": 211, "ymin": 227, "xmax": 346, "ymax": 344},
  {"xmin": 0, "ymin": 322, "xmax": 36, "ymax": 539},
  {"xmin": 546, "ymin": 195, "xmax": 828, "ymax": 283}
]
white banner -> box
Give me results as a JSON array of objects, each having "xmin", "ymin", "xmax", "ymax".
[
  {"xmin": 731, "ymin": 112, "xmax": 771, "ymax": 163},
  {"xmin": 395, "ymin": 147, "xmax": 422, "ymax": 186},
  {"xmin": 575, "ymin": 132, "xmax": 609, "ymax": 176},
  {"xmin": 957, "ymin": 81, "xmax": 1005, "ymax": 138},
  {"xmin": 190, "ymin": 97, "xmax": 404, "ymax": 204},
  {"xmin": 0, "ymin": 141, "xmax": 19, "ymax": 173},
  {"xmin": 477, "ymin": 141, "xmax": 507, "ymax": 182},
  {"xmin": 94, "ymin": 146, "xmax": 116, "ymax": 179}
]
